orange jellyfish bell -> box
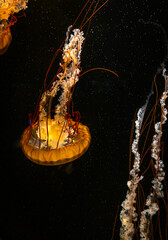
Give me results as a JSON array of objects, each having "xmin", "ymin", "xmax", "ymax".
[
  {"xmin": 20, "ymin": 117, "xmax": 91, "ymax": 165},
  {"xmin": 20, "ymin": 27, "xmax": 91, "ymax": 165},
  {"xmin": 0, "ymin": 21, "xmax": 12, "ymax": 55},
  {"xmin": 0, "ymin": 0, "xmax": 28, "ymax": 54}
]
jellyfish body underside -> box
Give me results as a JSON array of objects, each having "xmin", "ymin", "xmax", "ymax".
[{"xmin": 20, "ymin": 119, "xmax": 91, "ymax": 166}]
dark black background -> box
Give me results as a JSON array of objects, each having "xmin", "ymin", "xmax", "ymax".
[{"xmin": 0, "ymin": 0, "xmax": 168, "ymax": 239}]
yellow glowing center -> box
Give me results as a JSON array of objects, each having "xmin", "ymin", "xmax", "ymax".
[{"xmin": 37, "ymin": 118, "xmax": 70, "ymax": 149}]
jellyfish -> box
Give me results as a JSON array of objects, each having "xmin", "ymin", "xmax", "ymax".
[
  {"xmin": 0, "ymin": 20, "xmax": 12, "ymax": 55},
  {"xmin": 0, "ymin": 0, "xmax": 28, "ymax": 54},
  {"xmin": 119, "ymin": 67, "xmax": 168, "ymax": 240},
  {"xmin": 20, "ymin": 0, "xmax": 118, "ymax": 166},
  {"xmin": 20, "ymin": 27, "xmax": 91, "ymax": 165}
]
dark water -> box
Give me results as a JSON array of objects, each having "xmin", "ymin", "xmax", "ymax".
[{"xmin": 0, "ymin": 0, "xmax": 168, "ymax": 239}]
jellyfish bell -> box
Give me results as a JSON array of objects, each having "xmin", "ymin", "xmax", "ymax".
[
  {"xmin": 0, "ymin": 21, "xmax": 12, "ymax": 55},
  {"xmin": 0, "ymin": 0, "xmax": 28, "ymax": 54},
  {"xmin": 20, "ymin": 117, "xmax": 91, "ymax": 166}
]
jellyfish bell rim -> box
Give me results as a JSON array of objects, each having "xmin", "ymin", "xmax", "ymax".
[{"xmin": 20, "ymin": 119, "xmax": 91, "ymax": 166}]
